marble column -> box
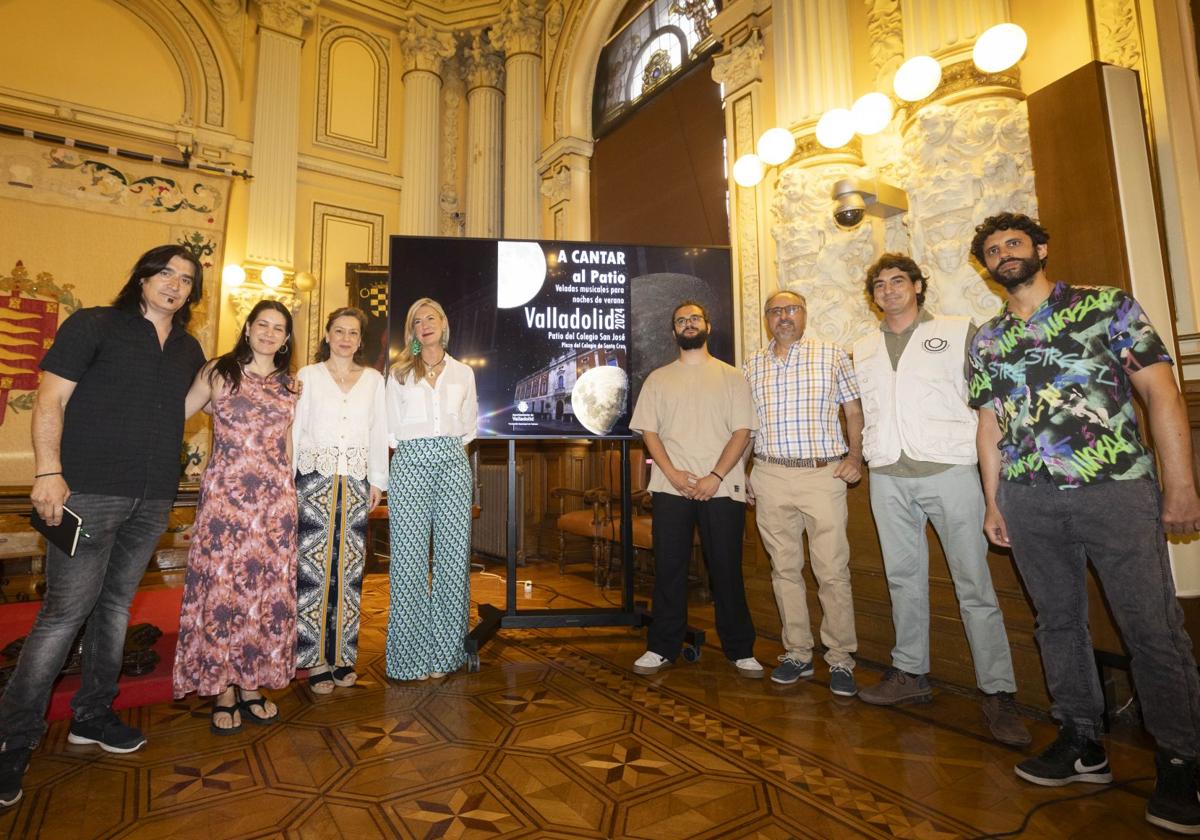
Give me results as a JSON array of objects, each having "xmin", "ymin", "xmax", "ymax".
[
  {"xmin": 902, "ymin": 0, "xmax": 1007, "ymax": 61},
  {"xmin": 398, "ymin": 18, "xmax": 455, "ymax": 236},
  {"xmin": 464, "ymin": 31, "xmax": 504, "ymax": 239},
  {"xmin": 245, "ymin": 0, "xmax": 314, "ymax": 269},
  {"xmin": 494, "ymin": 0, "xmax": 543, "ymax": 239},
  {"xmin": 773, "ymin": 0, "xmax": 854, "ymax": 131},
  {"xmin": 537, "ymin": 136, "xmax": 593, "ymax": 241}
]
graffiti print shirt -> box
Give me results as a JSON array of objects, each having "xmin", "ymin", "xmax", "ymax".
[{"xmin": 967, "ymin": 282, "xmax": 1171, "ymax": 488}]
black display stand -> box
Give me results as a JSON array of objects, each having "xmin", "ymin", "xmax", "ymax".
[{"xmin": 463, "ymin": 438, "xmax": 706, "ymax": 670}]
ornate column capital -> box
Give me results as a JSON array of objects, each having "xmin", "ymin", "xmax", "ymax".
[
  {"xmin": 493, "ymin": 0, "xmax": 544, "ymax": 58},
  {"xmin": 253, "ymin": 0, "xmax": 315, "ymax": 39},
  {"xmin": 465, "ymin": 30, "xmax": 505, "ymax": 91},
  {"xmin": 711, "ymin": 30, "xmax": 764, "ymax": 97},
  {"xmin": 398, "ymin": 17, "xmax": 456, "ymax": 77}
]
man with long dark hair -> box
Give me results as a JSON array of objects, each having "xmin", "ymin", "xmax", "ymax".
[
  {"xmin": 969, "ymin": 212, "xmax": 1200, "ymax": 835},
  {"xmin": 0, "ymin": 245, "xmax": 206, "ymax": 807}
]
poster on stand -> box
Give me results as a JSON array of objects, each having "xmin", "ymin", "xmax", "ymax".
[{"xmin": 388, "ymin": 236, "xmax": 733, "ymax": 439}]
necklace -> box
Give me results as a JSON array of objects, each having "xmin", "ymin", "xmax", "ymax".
[
  {"xmin": 325, "ymin": 361, "xmax": 356, "ymax": 388},
  {"xmin": 424, "ymin": 354, "xmax": 447, "ymax": 381}
]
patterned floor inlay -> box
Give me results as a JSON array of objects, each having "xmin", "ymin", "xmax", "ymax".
[{"xmin": 0, "ymin": 572, "xmax": 1164, "ymax": 839}]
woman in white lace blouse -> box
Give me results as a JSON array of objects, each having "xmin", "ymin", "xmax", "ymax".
[{"xmin": 291, "ymin": 307, "xmax": 387, "ymax": 694}]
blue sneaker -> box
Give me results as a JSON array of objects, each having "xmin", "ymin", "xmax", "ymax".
[
  {"xmin": 829, "ymin": 664, "xmax": 858, "ymax": 697},
  {"xmin": 771, "ymin": 655, "xmax": 814, "ymax": 685}
]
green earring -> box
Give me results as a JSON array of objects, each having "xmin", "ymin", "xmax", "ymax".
[{"xmin": 410, "ymin": 338, "xmax": 420, "ymax": 355}]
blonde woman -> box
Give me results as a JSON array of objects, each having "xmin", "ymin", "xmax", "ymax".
[
  {"xmin": 292, "ymin": 307, "xmax": 387, "ymax": 694},
  {"xmin": 385, "ymin": 298, "xmax": 477, "ymax": 680}
]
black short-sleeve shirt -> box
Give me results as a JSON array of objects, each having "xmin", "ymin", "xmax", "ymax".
[{"xmin": 40, "ymin": 306, "xmax": 206, "ymax": 499}]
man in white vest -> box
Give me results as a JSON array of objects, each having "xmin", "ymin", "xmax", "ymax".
[{"xmin": 851, "ymin": 253, "xmax": 1029, "ymax": 747}]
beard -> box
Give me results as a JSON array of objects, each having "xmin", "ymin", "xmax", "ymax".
[
  {"xmin": 989, "ymin": 255, "xmax": 1042, "ymax": 289},
  {"xmin": 676, "ymin": 327, "xmax": 708, "ymax": 350}
]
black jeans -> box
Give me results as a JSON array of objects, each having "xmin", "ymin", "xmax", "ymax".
[
  {"xmin": 999, "ymin": 478, "xmax": 1200, "ymax": 756},
  {"xmin": 648, "ymin": 493, "xmax": 756, "ymax": 661},
  {"xmin": 0, "ymin": 494, "xmax": 170, "ymax": 751}
]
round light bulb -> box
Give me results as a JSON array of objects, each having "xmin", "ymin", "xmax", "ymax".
[
  {"xmin": 973, "ymin": 23, "xmax": 1027, "ymax": 73},
  {"xmin": 221, "ymin": 264, "xmax": 245, "ymax": 288},
  {"xmin": 261, "ymin": 265, "xmax": 284, "ymax": 288},
  {"xmin": 815, "ymin": 108, "xmax": 855, "ymax": 149},
  {"xmin": 851, "ymin": 92, "xmax": 894, "ymax": 135},
  {"xmin": 732, "ymin": 153, "xmax": 766, "ymax": 188},
  {"xmin": 893, "ymin": 55, "xmax": 942, "ymax": 102},
  {"xmin": 756, "ymin": 127, "xmax": 796, "ymax": 166}
]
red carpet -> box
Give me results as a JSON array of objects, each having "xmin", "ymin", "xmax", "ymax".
[{"xmin": 0, "ymin": 587, "xmax": 182, "ymax": 721}]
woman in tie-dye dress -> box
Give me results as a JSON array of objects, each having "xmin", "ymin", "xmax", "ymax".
[{"xmin": 173, "ymin": 299, "xmax": 299, "ymax": 735}]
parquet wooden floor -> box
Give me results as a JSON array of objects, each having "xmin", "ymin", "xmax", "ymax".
[{"xmin": 0, "ymin": 567, "xmax": 1165, "ymax": 839}]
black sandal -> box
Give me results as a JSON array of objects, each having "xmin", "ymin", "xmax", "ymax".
[
  {"xmin": 308, "ymin": 670, "xmax": 334, "ymax": 695},
  {"xmin": 210, "ymin": 699, "xmax": 242, "ymax": 736},
  {"xmin": 331, "ymin": 666, "xmax": 357, "ymax": 687},
  {"xmin": 237, "ymin": 688, "xmax": 279, "ymax": 725}
]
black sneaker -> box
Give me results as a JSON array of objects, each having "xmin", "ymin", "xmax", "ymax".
[
  {"xmin": 1146, "ymin": 751, "xmax": 1200, "ymax": 835},
  {"xmin": 0, "ymin": 747, "xmax": 31, "ymax": 807},
  {"xmin": 67, "ymin": 709, "xmax": 147, "ymax": 754},
  {"xmin": 1014, "ymin": 726, "xmax": 1112, "ymax": 787}
]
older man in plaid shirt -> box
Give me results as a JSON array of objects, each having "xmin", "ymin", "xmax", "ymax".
[{"xmin": 744, "ymin": 290, "xmax": 864, "ymax": 696}]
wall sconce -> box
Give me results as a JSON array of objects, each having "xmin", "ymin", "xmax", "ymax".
[
  {"xmin": 733, "ymin": 127, "xmax": 797, "ymax": 188},
  {"xmin": 222, "ymin": 262, "xmax": 302, "ymax": 322},
  {"xmin": 812, "ymin": 22, "xmax": 1028, "ymax": 149}
]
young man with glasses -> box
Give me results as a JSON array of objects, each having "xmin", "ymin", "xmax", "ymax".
[
  {"xmin": 743, "ymin": 290, "xmax": 864, "ymax": 696},
  {"xmin": 629, "ymin": 301, "xmax": 762, "ymax": 678}
]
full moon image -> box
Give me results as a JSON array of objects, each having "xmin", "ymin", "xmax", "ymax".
[
  {"xmin": 496, "ymin": 241, "xmax": 546, "ymax": 308},
  {"xmin": 571, "ymin": 365, "xmax": 628, "ymax": 436}
]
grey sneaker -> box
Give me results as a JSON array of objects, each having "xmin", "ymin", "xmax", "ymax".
[
  {"xmin": 829, "ymin": 664, "xmax": 858, "ymax": 697},
  {"xmin": 859, "ymin": 667, "xmax": 932, "ymax": 706},
  {"xmin": 771, "ymin": 655, "xmax": 814, "ymax": 685}
]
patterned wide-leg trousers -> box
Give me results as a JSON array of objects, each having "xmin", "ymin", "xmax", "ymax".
[
  {"xmin": 386, "ymin": 436, "xmax": 472, "ymax": 679},
  {"xmin": 295, "ymin": 472, "xmax": 369, "ymax": 669}
]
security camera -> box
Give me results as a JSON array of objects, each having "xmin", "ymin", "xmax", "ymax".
[
  {"xmin": 831, "ymin": 178, "xmax": 908, "ymax": 229},
  {"xmin": 833, "ymin": 190, "xmax": 867, "ymax": 229}
]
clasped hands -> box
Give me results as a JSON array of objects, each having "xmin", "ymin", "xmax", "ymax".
[{"xmin": 666, "ymin": 467, "xmax": 721, "ymax": 501}]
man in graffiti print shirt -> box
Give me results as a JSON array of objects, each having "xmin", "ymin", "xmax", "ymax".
[{"xmin": 967, "ymin": 212, "xmax": 1200, "ymax": 836}]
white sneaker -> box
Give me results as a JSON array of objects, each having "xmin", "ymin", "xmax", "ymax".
[
  {"xmin": 733, "ymin": 657, "xmax": 765, "ymax": 678},
  {"xmin": 632, "ymin": 651, "xmax": 671, "ymax": 675}
]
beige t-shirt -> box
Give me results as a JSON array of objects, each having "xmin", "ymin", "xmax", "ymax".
[{"xmin": 629, "ymin": 357, "xmax": 758, "ymax": 502}]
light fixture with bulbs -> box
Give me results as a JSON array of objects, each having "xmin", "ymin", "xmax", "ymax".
[{"xmin": 973, "ymin": 22, "xmax": 1027, "ymax": 73}]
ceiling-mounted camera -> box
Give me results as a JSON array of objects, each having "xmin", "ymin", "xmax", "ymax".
[{"xmin": 831, "ymin": 178, "xmax": 909, "ymax": 229}]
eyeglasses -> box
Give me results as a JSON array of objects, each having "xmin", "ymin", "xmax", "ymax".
[
  {"xmin": 765, "ymin": 304, "xmax": 803, "ymax": 318},
  {"xmin": 673, "ymin": 314, "xmax": 705, "ymax": 328}
]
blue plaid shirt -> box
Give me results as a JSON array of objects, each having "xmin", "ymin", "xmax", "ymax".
[{"xmin": 743, "ymin": 337, "xmax": 861, "ymax": 460}]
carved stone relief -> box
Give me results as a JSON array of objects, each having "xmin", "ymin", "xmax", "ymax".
[
  {"xmin": 864, "ymin": 0, "xmax": 903, "ymax": 88},
  {"xmin": 711, "ymin": 30, "xmax": 764, "ymax": 95},
  {"xmin": 540, "ymin": 164, "xmax": 570, "ymax": 204},
  {"xmin": 888, "ymin": 98, "xmax": 1037, "ymax": 323},
  {"xmin": 1094, "ymin": 0, "xmax": 1142, "ymax": 70},
  {"xmin": 732, "ymin": 94, "xmax": 763, "ymax": 357},
  {"xmin": 770, "ymin": 163, "xmax": 877, "ymax": 348},
  {"xmin": 441, "ymin": 60, "xmax": 465, "ymax": 237},
  {"xmin": 465, "ymin": 30, "xmax": 505, "ymax": 90},
  {"xmin": 206, "ymin": 0, "xmax": 245, "ymax": 67},
  {"xmin": 254, "ymin": 0, "xmax": 315, "ymax": 39},
  {"xmin": 494, "ymin": 0, "xmax": 544, "ymax": 57}
]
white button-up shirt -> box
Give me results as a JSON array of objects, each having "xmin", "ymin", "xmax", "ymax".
[
  {"xmin": 292, "ymin": 363, "xmax": 389, "ymax": 489},
  {"xmin": 386, "ymin": 355, "xmax": 478, "ymax": 445}
]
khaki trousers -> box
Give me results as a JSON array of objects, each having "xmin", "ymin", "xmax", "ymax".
[{"xmin": 752, "ymin": 461, "xmax": 857, "ymax": 668}]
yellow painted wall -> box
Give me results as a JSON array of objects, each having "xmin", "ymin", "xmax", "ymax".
[
  {"xmin": 1012, "ymin": 0, "xmax": 1096, "ymax": 94},
  {"xmin": 0, "ymin": 0, "xmax": 186, "ymax": 125}
]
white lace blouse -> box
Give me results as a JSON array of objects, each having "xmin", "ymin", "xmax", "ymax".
[
  {"xmin": 291, "ymin": 364, "xmax": 389, "ymax": 489},
  {"xmin": 386, "ymin": 355, "xmax": 478, "ymax": 445}
]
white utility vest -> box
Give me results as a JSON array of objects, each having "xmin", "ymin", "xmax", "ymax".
[{"xmin": 852, "ymin": 317, "xmax": 977, "ymax": 468}]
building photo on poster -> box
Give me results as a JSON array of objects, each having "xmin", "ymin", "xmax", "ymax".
[{"xmin": 388, "ymin": 236, "xmax": 733, "ymax": 439}]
